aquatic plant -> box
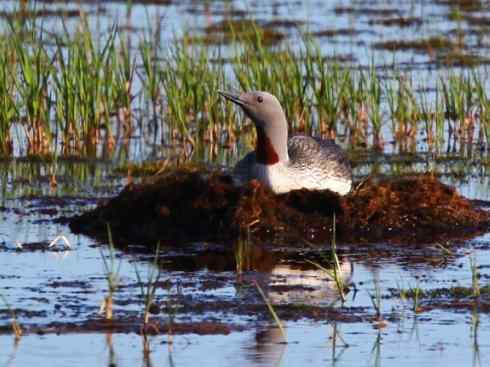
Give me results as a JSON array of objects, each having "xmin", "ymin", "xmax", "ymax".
[
  {"xmin": 306, "ymin": 213, "xmax": 347, "ymax": 303},
  {"xmin": 368, "ymin": 272, "xmax": 384, "ymax": 323},
  {"xmin": 469, "ymin": 254, "xmax": 480, "ymax": 298},
  {"xmin": 10, "ymin": 19, "xmax": 52, "ymax": 156},
  {"xmin": 370, "ymin": 331, "xmax": 382, "ymax": 367},
  {"xmin": 330, "ymin": 322, "xmax": 349, "ymax": 362},
  {"xmin": 139, "ymin": 35, "xmax": 163, "ymax": 122},
  {"xmin": 53, "ymin": 22, "xmax": 123, "ymax": 156},
  {"xmin": 134, "ymin": 242, "xmax": 162, "ymax": 326},
  {"xmin": 0, "ymin": 5, "xmax": 489, "ymax": 162},
  {"xmin": 234, "ymin": 234, "xmax": 252, "ymax": 281},
  {"xmin": 432, "ymin": 242, "xmax": 454, "ymax": 257},
  {"xmin": 163, "ymin": 292, "xmax": 176, "ymax": 350},
  {"xmin": 160, "ymin": 34, "xmax": 231, "ymax": 146},
  {"xmin": 99, "ymin": 225, "xmax": 122, "ymax": 320},
  {"xmin": 0, "ymin": 294, "xmax": 22, "ymax": 340},
  {"xmin": 254, "ymin": 281, "xmax": 287, "ymax": 342},
  {"xmin": 471, "ymin": 305, "xmax": 481, "ymax": 366},
  {"xmin": 398, "ymin": 281, "xmax": 423, "ymax": 313},
  {"xmin": 0, "ymin": 42, "xmax": 17, "ymax": 156}
]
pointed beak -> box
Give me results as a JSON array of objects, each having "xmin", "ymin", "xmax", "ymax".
[{"xmin": 218, "ymin": 90, "xmax": 246, "ymax": 107}]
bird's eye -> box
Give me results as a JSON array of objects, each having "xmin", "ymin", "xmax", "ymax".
[{"xmin": 257, "ymin": 96, "xmax": 263, "ymax": 103}]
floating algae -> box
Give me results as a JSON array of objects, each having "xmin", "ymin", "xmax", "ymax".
[{"xmin": 69, "ymin": 170, "xmax": 490, "ymax": 245}]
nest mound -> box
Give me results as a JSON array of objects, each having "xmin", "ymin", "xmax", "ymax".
[
  {"xmin": 341, "ymin": 176, "xmax": 489, "ymax": 243},
  {"xmin": 69, "ymin": 170, "xmax": 490, "ymax": 245}
]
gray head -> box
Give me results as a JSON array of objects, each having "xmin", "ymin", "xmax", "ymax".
[{"xmin": 219, "ymin": 90, "xmax": 289, "ymax": 164}]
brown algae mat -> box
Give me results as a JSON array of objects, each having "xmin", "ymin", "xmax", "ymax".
[
  {"xmin": 69, "ymin": 170, "xmax": 490, "ymax": 245},
  {"xmin": 0, "ymin": 319, "xmax": 242, "ymax": 337}
]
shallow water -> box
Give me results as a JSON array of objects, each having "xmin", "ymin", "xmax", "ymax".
[
  {"xmin": 1, "ymin": 0, "xmax": 490, "ymax": 365},
  {"xmin": 1, "ymin": 317, "xmax": 489, "ymax": 367},
  {"xmin": 2, "ymin": 0, "xmax": 489, "ymax": 69},
  {"xmin": 1, "ymin": 165, "xmax": 490, "ymax": 365}
]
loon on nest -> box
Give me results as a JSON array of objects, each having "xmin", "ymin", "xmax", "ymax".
[{"xmin": 219, "ymin": 90, "xmax": 352, "ymax": 195}]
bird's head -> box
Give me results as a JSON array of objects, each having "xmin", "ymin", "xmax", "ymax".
[{"xmin": 219, "ymin": 90, "xmax": 289, "ymax": 164}]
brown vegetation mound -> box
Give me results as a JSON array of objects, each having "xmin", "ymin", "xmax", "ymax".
[{"xmin": 69, "ymin": 170, "xmax": 490, "ymax": 245}]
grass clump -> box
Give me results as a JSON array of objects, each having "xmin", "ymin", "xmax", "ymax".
[{"xmin": 1, "ymin": 6, "xmax": 490, "ymax": 160}]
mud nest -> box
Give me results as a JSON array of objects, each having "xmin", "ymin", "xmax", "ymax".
[{"xmin": 69, "ymin": 170, "xmax": 490, "ymax": 245}]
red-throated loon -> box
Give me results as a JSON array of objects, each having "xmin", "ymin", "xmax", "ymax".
[{"xmin": 219, "ymin": 90, "xmax": 352, "ymax": 195}]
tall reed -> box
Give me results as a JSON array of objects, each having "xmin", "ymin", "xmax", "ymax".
[
  {"xmin": 10, "ymin": 19, "xmax": 52, "ymax": 155},
  {"xmin": 0, "ymin": 41, "xmax": 17, "ymax": 156},
  {"xmin": 0, "ymin": 11, "xmax": 489, "ymax": 160}
]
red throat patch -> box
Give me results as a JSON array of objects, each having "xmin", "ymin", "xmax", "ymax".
[{"xmin": 255, "ymin": 127, "xmax": 279, "ymax": 165}]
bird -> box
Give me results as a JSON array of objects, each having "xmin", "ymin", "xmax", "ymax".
[{"xmin": 219, "ymin": 90, "xmax": 352, "ymax": 195}]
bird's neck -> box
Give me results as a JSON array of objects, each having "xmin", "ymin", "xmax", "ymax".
[{"xmin": 255, "ymin": 124, "xmax": 289, "ymax": 165}]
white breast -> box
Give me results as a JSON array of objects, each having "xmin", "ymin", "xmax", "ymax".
[
  {"xmin": 254, "ymin": 162, "xmax": 352, "ymax": 195},
  {"xmin": 254, "ymin": 162, "xmax": 297, "ymax": 194}
]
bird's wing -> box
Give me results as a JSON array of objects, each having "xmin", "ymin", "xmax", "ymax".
[{"xmin": 287, "ymin": 135, "xmax": 352, "ymax": 179}]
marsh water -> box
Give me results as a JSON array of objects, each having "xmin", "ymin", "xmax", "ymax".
[{"xmin": 2, "ymin": 1, "xmax": 490, "ymax": 366}]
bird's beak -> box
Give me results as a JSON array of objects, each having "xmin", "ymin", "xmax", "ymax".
[{"xmin": 218, "ymin": 90, "xmax": 246, "ymax": 106}]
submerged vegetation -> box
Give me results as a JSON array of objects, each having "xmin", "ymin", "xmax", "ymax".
[{"xmin": 0, "ymin": 12, "xmax": 489, "ymax": 160}]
